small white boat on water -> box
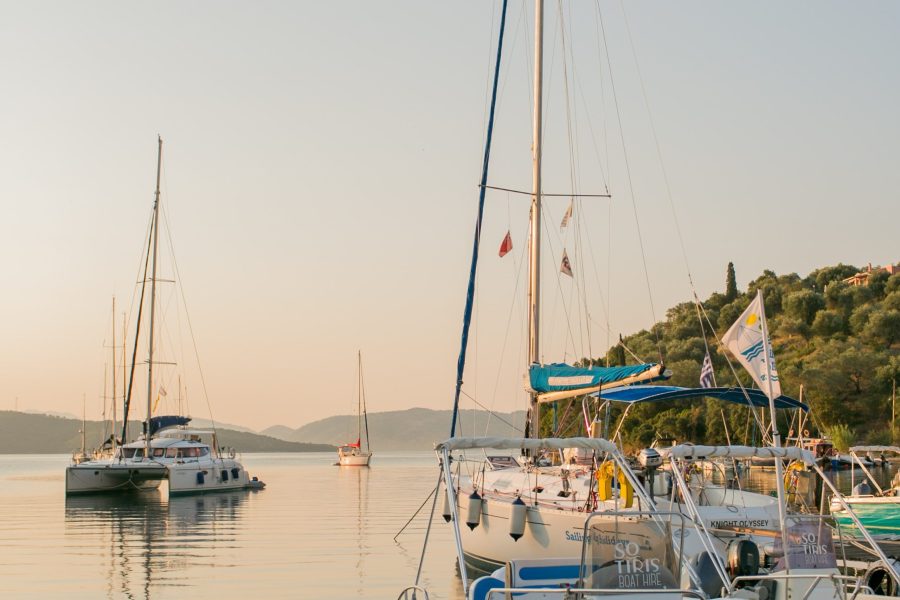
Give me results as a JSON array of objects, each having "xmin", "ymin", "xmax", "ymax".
[{"xmin": 337, "ymin": 351, "xmax": 373, "ymax": 467}]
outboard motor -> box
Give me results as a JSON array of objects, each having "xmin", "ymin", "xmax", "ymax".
[
  {"xmin": 853, "ymin": 481, "xmax": 872, "ymax": 497},
  {"xmin": 727, "ymin": 539, "xmax": 760, "ymax": 582},
  {"xmin": 638, "ymin": 448, "xmax": 662, "ymax": 499}
]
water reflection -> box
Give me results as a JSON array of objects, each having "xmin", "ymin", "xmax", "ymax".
[{"xmin": 64, "ymin": 488, "xmax": 253, "ymax": 598}]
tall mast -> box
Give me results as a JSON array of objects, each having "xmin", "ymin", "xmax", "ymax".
[
  {"xmin": 145, "ymin": 135, "xmax": 163, "ymax": 454},
  {"xmin": 357, "ymin": 350, "xmax": 363, "ymax": 445},
  {"xmin": 527, "ymin": 0, "xmax": 544, "ymax": 438},
  {"xmin": 120, "ymin": 312, "xmax": 126, "ymax": 445},
  {"xmin": 111, "ymin": 296, "xmax": 117, "ymax": 447}
]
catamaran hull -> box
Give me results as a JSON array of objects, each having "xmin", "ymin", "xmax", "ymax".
[
  {"xmin": 167, "ymin": 459, "xmax": 252, "ymax": 495},
  {"xmin": 65, "ymin": 463, "xmax": 166, "ymax": 495}
]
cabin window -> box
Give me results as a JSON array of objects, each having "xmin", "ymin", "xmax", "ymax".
[
  {"xmin": 133, "ymin": 449, "xmax": 144, "ymax": 459},
  {"xmin": 198, "ymin": 447, "xmax": 209, "ymax": 457},
  {"xmin": 152, "ymin": 448, "xmax": 165, "ymax": 458},
  {"xmin": 121, "ymin": 448, "xmax": 137, "ymax": 459},
  {"xmin": 165, "ymin": 448, "xmax": 177, "ymax": 458}
]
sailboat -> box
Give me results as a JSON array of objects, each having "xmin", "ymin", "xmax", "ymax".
[
  {"xmin": 337, "ymin": 351, "xmax": 373, "ymax": 467},
  {"xmin": 66, "ymin": 137, "xmax": 259, "ymax": 496}
]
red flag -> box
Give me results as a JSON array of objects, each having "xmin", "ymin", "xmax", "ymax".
[
  {"xmin": 560, "ymin": 249, "xmax": 573, "ymax": 277},
  {"xmin": 349, "ymin": 438, "xmax": 361, "ymax": 448},
  {"xmin": 498, "ymin": 231, "xmax": 513, "ymax": 258}
]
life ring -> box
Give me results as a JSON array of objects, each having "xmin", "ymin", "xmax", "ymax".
[
  {"xmin": 803, "ymin": 429, "xmax": 810, "ymax": 437},
  {"xmin": 596, "ymin": 461, "xmax": 633, "ymax": 508}
]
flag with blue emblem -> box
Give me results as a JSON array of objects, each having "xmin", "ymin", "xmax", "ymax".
[
  {"xmin": 721, "ymin": 290, "xmax": 781, "ymax": 400},
  {"xmin": 699, "ymin": 351, "xmax": 716, "ymax": 388}
]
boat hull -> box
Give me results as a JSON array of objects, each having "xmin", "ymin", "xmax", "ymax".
[
  {"xmin": 338, "ymin": 453, "xmax": 372, "ymax": 467},
  {"xmin": 167, "ymin": 459, "xmax": 252, "ymax": 495},
  {"xmin": 831, "ymin": 497, "xmax": 900, "ymax": 535},
  {"xmin": 65, "ymin": 462, "xmax": 166, "ymax": 495}
]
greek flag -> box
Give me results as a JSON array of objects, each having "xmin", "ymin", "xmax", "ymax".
[
  {"xmin": 721, "ymin": 290, "xmax": 782, "ymax": 400},
  {"xmin": 700, "ymin": 351, "xmax": 715, "ymax": 388}
]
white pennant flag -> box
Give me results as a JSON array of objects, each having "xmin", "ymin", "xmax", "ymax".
[
  {"xmin": 721, "ymin": 290, "xmax": 781, "ymax": 400},
  {"xmin": 560, "ymin": 249, "xmax": 573, "ymax": 277},
  {"xmin": 560, "ymin": 199, "xmax": 574, "ymax": 230}
]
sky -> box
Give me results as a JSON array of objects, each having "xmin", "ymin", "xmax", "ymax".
[{"xmin": 1, "ymin": 2, "xmax": 897, "ymax": 432}]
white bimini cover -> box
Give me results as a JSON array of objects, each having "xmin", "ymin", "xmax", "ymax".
[
  {"xmin": 435, "ymin": 436, "xmax": 618, "ymax": 453},
  {"xmin": 850, "ymin": 446, "xmax": 900, "ymax": 454},
  {"xmin": 662, "ymin": 444, "xmax": 815, "ymax": 466}
]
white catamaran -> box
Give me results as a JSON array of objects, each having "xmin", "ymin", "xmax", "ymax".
[{"xmin": 66, "ymin": 137, "xmax": 259, "ymax": 496}]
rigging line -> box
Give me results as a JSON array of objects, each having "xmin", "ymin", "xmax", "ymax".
[
  {"xmin": 485, "ymin": 234, "xmax": 527, "ymax": 436},
  {"xmin": 556, "ymin": 1, "xmax": 591, "ymax": 360},
  {"xmin": 121, "ymin": 207, "xmax": 154, "ymax": 443},
  {"xmin": 481, "ymin": 184, "xmax": 610, "ymax": 197},
  {"xmin": 449, "ymin": 0, "xmax": 509, "ymax": 439},
  {"xmin": 596, "ymin": 2, "xmax": 662, "ymax": 363},
  {"xmin": 589, "ymin": 1, "xmax": 614, "ymax": 364},
  {"xmin": 541, "ymin": 204, "xmax": 579, "ymax": 363},
  {"xmin": 619, "ymin": 0, "xmax": 695, "ymax": 294},
  {"xmin": 460, "ymin": 389, "xmax": 524, "ymax": 434},
  {"xmin": 618, "ymin": 336, "xmax": 646, "ymax": 365},
  {"xmin": 161, "ymin": 201, "xmax": 217, "ymax": 433}
]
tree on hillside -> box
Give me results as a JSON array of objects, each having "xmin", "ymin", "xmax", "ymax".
[{"xmin": 725, "ymin": 262, "xmax": 738, "ymax": 301}]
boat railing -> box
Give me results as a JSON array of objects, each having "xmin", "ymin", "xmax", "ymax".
[
  {"xmin": 481, "ymin": 587, "xmax": 706, "ymax": 599},
  {"xmin": 730, "ymin": 572, "xmax": 872, "ymax": 600},
  {"xmin": 395, "ymin": 585, "xmax": 429, "ymax": 600}
]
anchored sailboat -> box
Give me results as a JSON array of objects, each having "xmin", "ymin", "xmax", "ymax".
[{"xmin": 337, "ymin": 351, "xmax": 373, "ymax": 467}]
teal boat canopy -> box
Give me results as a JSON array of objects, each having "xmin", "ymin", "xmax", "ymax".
[
  {"xmin": 595, "ymin": 385, "xmax": 808, "ymax": 412},
  {"xmin": 529, "ymin": 363, "xmax": 663, "ymax": 393}
]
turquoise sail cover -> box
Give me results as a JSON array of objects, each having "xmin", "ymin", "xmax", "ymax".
[{"xmin": 529, "ymin": 363, "xmax": 660, "ymax": 393}]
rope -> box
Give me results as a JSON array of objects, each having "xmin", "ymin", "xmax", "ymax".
[{"xmin": 594, "ymin": 2, "xmax": 662, "ymax": 362}]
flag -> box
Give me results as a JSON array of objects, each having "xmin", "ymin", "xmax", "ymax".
[
  {"xmin": 560, "ymin": 249, "xmax": 573, "ymax": 277},
  {"xmin": 700, "ymin": 351, "xmax": 716, "ymax": 388},
  {"xmin": 721, "ymin": 290, "xmax": 781, "ymax": 399},
  {"xmin": 498, "ymin": 231, "xmax": 513, "ymax": 258},
  {"xmin": 560, "ymin": 200, "xmax": 573, "ymax": 230}
]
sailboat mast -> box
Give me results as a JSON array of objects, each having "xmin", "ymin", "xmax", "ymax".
[
  {"xmin": 357, "ymin": 350, "xmax": 362, "ymax": 445},
  {"xmin": 527, "ymin": 0, "xmax": 544, "ymax": 439},
  {"xmin": 145, "ymin": 135, "xmax": 163, "ymax": 454},
  {"xmin": 111, "ymin": 296, "xmax": 117, "ymax": 447}
]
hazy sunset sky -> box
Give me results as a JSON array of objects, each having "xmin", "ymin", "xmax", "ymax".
[{"xmin": 1, "ymin": 2, "xmax": 897, "ymax": 432}]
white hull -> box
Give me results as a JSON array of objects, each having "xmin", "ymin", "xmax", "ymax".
[
  {"xmin": 338, "ymin": 452, "xmax": 372, "ymax": 467},
  {"xmin": 167, "ymin": 458, "xmax": 252, "ymax": 494},
  {"xmin": 455, "ymin": 487, "xmax": 778, "ymax": 574},
  {"xmin": 65, "ymin": 462, "xmax": 166, "ymax": 495}
]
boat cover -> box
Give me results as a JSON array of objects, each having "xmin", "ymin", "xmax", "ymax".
[
  {"xmin": 529, "ymin": 363, "xmax": 661, "ymax": 393},
  {"xmin": 145, "ymin": 415, "xmax": 192, "ymax": 436},
  {"xmin": 850, "ymin": 446, "xmax": 900, "ymax": 454},
  {"xmin": 662, "ymin": 444, "xmax": 815, "ymax": 466},
  {"xmin": 435, "ymin": 436, "xmax": 618, "ymax": 453},
  {"xmin": 597, "ymin": 385, "xmax": 808, "ymax": 412}
]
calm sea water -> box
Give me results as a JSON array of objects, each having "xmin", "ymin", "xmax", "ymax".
[
  {"xmin": 0, "ymin": 452, "xmax": 465, "ymax": 599},
  {"xmin": 1, "ymin": 453, "xmax": 894, "ymax": 599}
]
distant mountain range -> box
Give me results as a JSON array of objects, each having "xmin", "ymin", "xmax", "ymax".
[
  {"xmin": 262, "ymin": 408, "xmax": 527, "ymax": 451},
  {"xmin": 0, "ymin": 411, "xmax": 333, "ymax": 454}
]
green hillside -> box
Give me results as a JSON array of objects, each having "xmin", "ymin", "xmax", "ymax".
[
  {"xmin": 0, "ymin": 411, "xmax": 334, "ymax": 454},
  {"xmin": 545, "ymin": 262, "xmax": 900, "ymax": 451}
]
